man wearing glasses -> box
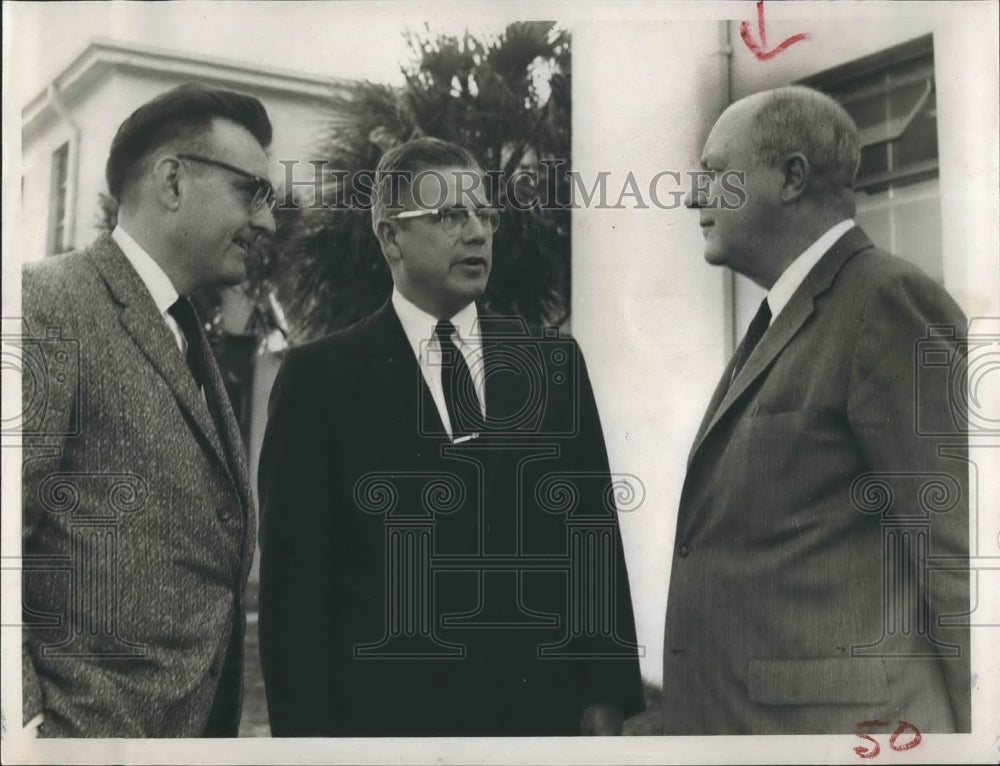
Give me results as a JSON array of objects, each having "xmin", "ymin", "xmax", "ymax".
[
  {"xmin": 258, "ymin": 137, "xmax": 643, "ymax": 735},
  {"xmin": 21, "ymin": 84, "xmax": 276, "ymax": 736}
]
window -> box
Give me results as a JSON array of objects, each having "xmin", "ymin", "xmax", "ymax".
[
  {"xmin": 803, "ymin": 35, "xmax": 943, "ymax": 282},
  {"xmin": 47, "ymin": 142, "xmax": 70, "ymax": 256}
]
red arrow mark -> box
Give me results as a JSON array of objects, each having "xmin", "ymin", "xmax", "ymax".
[{"xmin": 740, "ymin": 1, "xmax": 810, "ymax": 61}]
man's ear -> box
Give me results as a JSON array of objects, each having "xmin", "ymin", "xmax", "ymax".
[
  {"xmin": 150, "ymin": 156, "xmax": 183, "ymax": 211},
  {"xmin": 779, "ymin": 153, "xmax": 809, "ymax": 204},
  {"xmin": 376, "ymin": 220, "xmax": 402, "ymax": 264}
]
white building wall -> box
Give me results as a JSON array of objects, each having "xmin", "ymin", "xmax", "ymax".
[
  {"xmin": 20, "ymin": 105, "xmax": 76, "ymax": 263},
  {"xmin": 573, "ymin": 21, "xmax": 732, "ymax": 684},
  {"xmin": 72, "ymin": 72, "xmax": 131, "ymax": 254},
  {"xmin": 729, "ymin": 13, "xmax": 943, "ymax": 98}
]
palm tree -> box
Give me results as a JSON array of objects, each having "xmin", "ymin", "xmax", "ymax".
[{"xmin": 271, "ymin": 21, "xmax": 572, "ymax": 343}]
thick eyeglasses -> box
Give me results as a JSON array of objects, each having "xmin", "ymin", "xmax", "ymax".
[
  {"xmin": 176, "ymin": 153, "xmax": 277, "ymax": 213},
  {"xmin": 390, "ymin": 206, "xmax": 502, "ymax": 236}
]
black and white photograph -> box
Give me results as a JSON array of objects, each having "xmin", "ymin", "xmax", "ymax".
[{"xmin": 2, "ymin": 1, "xmax": 998, "ymax": 763}]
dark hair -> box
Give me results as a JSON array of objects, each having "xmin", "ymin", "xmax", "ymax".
[
  {"xmin": 372, "ymin": 137, "xmax": 480, "ymax": 232},
  {"xmin": 105, "ymin": 83, "xmax": 272, "ymax": 202}
]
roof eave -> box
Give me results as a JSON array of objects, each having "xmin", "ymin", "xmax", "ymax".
[{"xmin": 23, "ymin": 38, "xmax": 352, "ymax": 139}]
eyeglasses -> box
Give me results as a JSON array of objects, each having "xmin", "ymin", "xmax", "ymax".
[
  {"xmin": 176, "ymin": 153, "xmax": 277, "ymax": 213},
  {"xmin": 389, "ymin": 206, "xmax": 502, "ymax": 236}
]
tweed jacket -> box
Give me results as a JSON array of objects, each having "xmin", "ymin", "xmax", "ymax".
[{"xmin": 21, "ymin": 234, "xmax": 255, "ymax": 736}]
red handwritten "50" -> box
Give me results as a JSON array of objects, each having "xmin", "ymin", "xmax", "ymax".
[{"xmin": 854, "ymin": 720, "xmax": 922, "ymax": 759}]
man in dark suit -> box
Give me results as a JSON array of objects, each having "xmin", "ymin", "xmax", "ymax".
[
  {"xmin": 21, "ymin": 84, "xmax": 276, "ymax": 736},
  {"xmin": 258, "ymin": 137, "xmax": 644, "ymax": 736},
  {"xmin": 662, "ymin": 86, "xmax": 970, "ymax": 734}
]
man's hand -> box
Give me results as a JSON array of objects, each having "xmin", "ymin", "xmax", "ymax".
[
  {"xmin": 579, "ymin": 704, "xmax": 624, "ymax": 735},
  {"xmin": 622, "ymin": 708, "xmax": 663, "ymax": 735},
  {"xmin": 23, "ymin": 713, "xmax": 44, "ymax": 738}
]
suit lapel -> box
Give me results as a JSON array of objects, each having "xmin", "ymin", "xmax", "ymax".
[
  {"xmin": 478, "ymin": 313, "xmax": 518, "ymax": 491},
  {"xmin": 195, "ymin": 326, "xmax": 253, "ymax": 509},
  {"xmin": 687, "ymin": 356, "xmax": 736, "ymax": 465},
  {"xmin": 86, "ymin": 235, "xmax": 244, "ymax": 498},
  {"xmin": 687, "ymin": 227, "xmax": 874, "ymax": 467},
  {"xmin": 366, "ymin": 301, "xmax": 450, "ymax": 443},
  {"xmin": 479, "ymin": 313, "xmax": 524, "ymax": 434}
]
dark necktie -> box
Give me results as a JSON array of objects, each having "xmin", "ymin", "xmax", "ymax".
[
  {"xmin": 168, "ymin": 297, "xmax": 209, "ymax": 391},
  {"xmin": 168, "ymin": 297, "xmax": 240, "ymax": 480},
  {"xmin": 730, "ymin": 297, "xmax": 772, "ymax": 383},
  {"xmin": 434, "ymin": 320, "xmax": 484, "ymax": 438}
]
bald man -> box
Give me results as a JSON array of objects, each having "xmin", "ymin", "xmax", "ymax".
[{"xmin": 662, "ymin": 86, "xmax": 970, "ymax": 734}]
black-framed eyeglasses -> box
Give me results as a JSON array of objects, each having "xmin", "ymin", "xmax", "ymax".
[
  {"xmin": 176, "ymin": 153, "xmax": 277, "ymax": 213},
  {"xmin": 389, "ymin": 206, "xmax": 502, "ymax": 236}
]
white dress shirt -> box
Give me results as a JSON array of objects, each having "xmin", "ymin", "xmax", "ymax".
[
  {"xmin": 111, "ymin": 226, "xmax": 184, "ymax": 353},
  {"xmin": 766, "ymin": 219, "xmax": 856, "ymax": 322},
  {"xmin": 391, "ymin": 288, "xmax": 486, "ymax": 440}
]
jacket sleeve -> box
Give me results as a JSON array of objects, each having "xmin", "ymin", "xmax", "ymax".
[
  {"xmin": 847, "ymin": 271, "xmax": 971, "ymax": 732},
  {"xmin": 20, "ymin": 264, "xmax": 80, "ymax": 730},
  {"xmin": 569, "ymin": 341, "xmax": 646, "ymax": 721},
  {"xmin": 257, "ymin": 349, "xmax": 341, "ymax": 736}
]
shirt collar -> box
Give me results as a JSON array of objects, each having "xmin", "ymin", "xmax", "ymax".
[
  {"xmin": 767, "ymin": 219, "xmax": 855, "ymax": 320},
  {"xmin": 391, "ymin": 288, "xmax": 480, "ymax": 362},
  {"xmin": 111, "ymin": 225, "xmax": 179, "ymax": 314}
]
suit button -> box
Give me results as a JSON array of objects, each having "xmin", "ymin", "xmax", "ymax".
[{"xmin": 678, "ymin": 543, "xmax": 690, "ymax": 557}]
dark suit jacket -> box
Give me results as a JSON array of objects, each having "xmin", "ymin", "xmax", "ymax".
[
  {"xmin": 662, "ymin": 227, "xmax": 970, "ymax": 734},
  {"xmin": 258, "ymin": 301, "xmax": 644, "ymax": 736},
  {"xmin": 21, "ymin": 234, "xmax": 255, "ymax": 736}
]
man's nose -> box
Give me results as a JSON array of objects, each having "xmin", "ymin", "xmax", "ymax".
[
  {"xmin": 462, "ymin": 211, "xmax": 489, "ymax": 240},
  {"xmin": 251, "ymin": 204, "xmax": 277, "ymax": 236}
]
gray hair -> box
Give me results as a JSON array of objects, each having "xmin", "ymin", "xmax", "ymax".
[{"xmin": 748, "ymin": 86, "xmax": 860, "ymax": 192}]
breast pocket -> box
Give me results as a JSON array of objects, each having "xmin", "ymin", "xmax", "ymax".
[
  {"xmin": 725, "ymin": 407, "xmax": 858, "ymax": 532},
  {"xmin": 741, "ymin": 407, "xmax": 843, "ymax": 438},
  {"xmin": 739, "ymin": 407, "xmax": 848, "ymax": 475}
]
